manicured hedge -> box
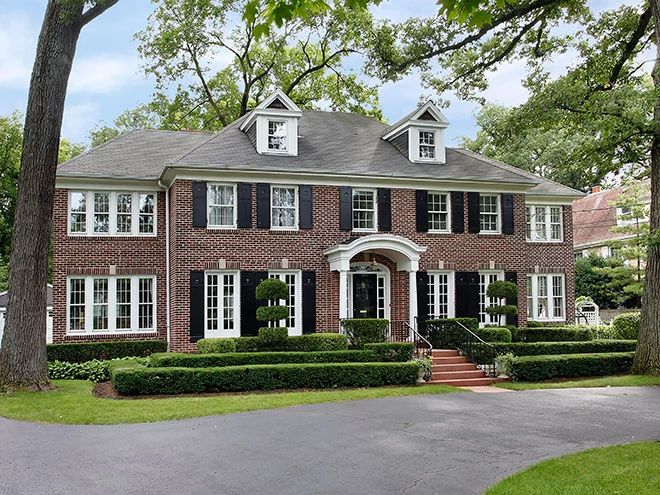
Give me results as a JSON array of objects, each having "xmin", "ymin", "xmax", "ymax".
[
  {"xmin": 511, "ymin": 327, "xmax": 592, "ymax": 342},
  {"xmin": 47, "ymin": 340, "xmax": 167, "ymax": 363},
  {"xmin": 508, "ymin": 352, "xmax": 634, "ymax": 382},
  {"xmin": 363, "ymin": 342, "xmax": 415, "ymax": 362},
  {"xmin": 475, "ymin": 327, "xmax": 512, "ymax": 343},
  {"xmin": 197, "ymin": 333, "xmax": 348, "ymax": 354},
  {"xmin": 341, "ymin": 318, "xmax": 389, "ymax": 348},
  {"xmin": 612, "ymin": 313, "xmax": 640, "ymax": 340},
  {"xmin": 423, "ymin": 318, "xmax": 479, "ymax": 348},
  {"xmin": 472, "ymin": 340, "xmax": 637, "ymax": 364},
  {"xmin": 111, "ymin": 362, "xmax": 421, "ymax": 395}
]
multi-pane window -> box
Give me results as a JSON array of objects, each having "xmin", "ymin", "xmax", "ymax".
[
  {"xmin": 205, "ymin": 272, "xmax": 237, "ymax": 336},
  {"xmin": 207, "ymin": 184, "xmax": 235, "ymax": 228},
  {"xmin": 269, "ymin": 271, "xmax": 301, "ymax": 335},
  {"xmin": 525, "ymin": 205, "xmax": 563, "ymax": 242},
  {"xmin": 479, "ymin": 195, "xmax": 500, "ymax": 233},
  {"xmin": 479, "ymin": 272, "xmax": 503, "ymax": 326},
  {"xmin": 427, "ymin": 272, "xmax": 455, "ymax": 319},
  {"xmin": 267, "ymin": 120, "xmax": 287, "ymax": 151},
  {"xmin": 428, "ymin": 192, "xmax": 450, "ymax": 232},
  {"xmin": 271, "ymin": 186, "xmax": 298, "ymax": 229},
  {"xmin": 527, "ymin": 274, "xmax": 565, "ymax": 321},
  {"xmin": 67, "ymin": 276, "xmax": 156, "ymax": 333},
  {"xmin": 352, "ymin": 189, "xmax": 377, "ymax": 231},
  {"xmin": 68, "ymin": 191, "xmax": 156, "ymax": 236},
  {"xmin": 419, "ymin": 131, "xmax": 436, "ymax": 159}
]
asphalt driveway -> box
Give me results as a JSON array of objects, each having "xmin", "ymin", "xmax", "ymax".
[{"xmin": 1, "ymin": 386, "xmax": 658, "ymax": 495}]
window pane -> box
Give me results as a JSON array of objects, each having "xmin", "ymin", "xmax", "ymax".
[
  {"xmin": 116, "ymin": 193, "xmax": 132, "ymax": 234},
  {"xmin": 537, "ymin": 276, "xmax": 548, "ymax": 319},
  {"xmin": 552, "ymin": 276, "xmax": 564, "ymax": 318},
  {"xmin": 223, "ymin": 274, "xmax": 234, "ymax": 330},
  {"xmin": 139, "ymin": 194, "xmax": 155, "ymax": 234},
  {"xmin": 525, "ymin": 206, "xmax": 532, "ymax": 240},
  {"xmin": 69, "ymin": 278, "xmax": 86, "ymax": 331},
  {"xmin": 208, "ymin": 185, "xmax": 234, "ymax": 227},
  {"xmin": 206, "ymin": 274, "xmax": 219, "ymax": 331},
  {"xmin": 534, "ymin": 206, "xmax": 547, "ymax": 240},
  {"xmin": 479, "ymin": 195, "xmax": 499, "ymax": 232},
  {"xmin": 428, "ymin": 193, "xmax": 448, "ymax": 231},
  {"xmin": 138, "ymin": 278, "xmax": 154, "ymax": 329},
  {"xmin": 92, "ymin": 278, "xmax": 108, "ymax": 330},
  {"xmin": 419, "ymin": 131, "xmax": 435, "ymax": 159},
  {"xmin": 116, "ymin": 278, "xmax": 132, "ymax": 329},
  {"xmin": 271, "ymin": 187, "xmax": 297, "ymax": 228},
  {"xmin": 70, "ymin": 192, "xmax": 87, "ymax": 233},
  {"xmin": 352, "ymin": 190, "xmax": 375, "ymax": 229},
  {"xmin": 268, "ymin": 121, "xmax": 287, "ymax": 151},
  {"xmin": 93, "ymin": 193, "xmax": 110, "ymax": 233},
  {"xmin": 526, "ymin": 276, "xmax": 533, "ymax": 319},
  {"xmin": 550, "ymin": 206, "xmax": 562, "ymax": 240}
]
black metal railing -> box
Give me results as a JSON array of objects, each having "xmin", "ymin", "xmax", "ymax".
[{"xmin": 339, "ymin": 319, "xmax": 432, "ymax": 357}]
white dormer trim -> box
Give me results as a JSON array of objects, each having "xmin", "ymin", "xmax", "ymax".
[{"xmin": 381, "ymin": 101, "xmax": 449, "ymax": 141}]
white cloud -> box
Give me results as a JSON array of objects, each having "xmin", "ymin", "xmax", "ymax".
[
  {"xmin": 68, "ymin": 54, "xmax": 142, "ymax": 94},
  {"xmin": 62, "ymin": 101, "xmax": 101, "ymax": 142},
  {"xmin": 0, "ymin": 14, "xmax": 37, "ymax": 89}
]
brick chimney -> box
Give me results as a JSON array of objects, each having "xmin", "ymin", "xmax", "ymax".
[{"xmin": 591, "ymin": 185, "xmax": 602, "ymax": 194}]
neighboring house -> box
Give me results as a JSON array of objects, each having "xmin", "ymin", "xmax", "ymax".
[
  {"xmin": 572, "ymin": 184, "xmax": 650, "ymax": 261},
  {"xmin": 0, "ymin": 285, "xmax": 53, "ymax": 347},
  {"xmin": 53, "ymin": 91, "xmax": 583, "ymax": 352}
]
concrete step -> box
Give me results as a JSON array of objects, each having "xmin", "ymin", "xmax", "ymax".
[
  {"xmin": 431, "ymin": 363, "xmax": 476, "ymax": 372},
  {"xmin": 426, "ymin": 377, "xmax": 496, "ymax": 387},
  {"xmin": 431, "ymin": 349, "xmax": 460, "ymax": 357},
  {"xmin": 432, "ymin": 370, "xmax": 488, "ymax": 380},
  {"xmin": 431, "ymin": 356, "xmax": 469, "ymax": 364}
]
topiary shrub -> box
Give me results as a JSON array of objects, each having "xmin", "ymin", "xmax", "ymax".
[
  {"xmin": 611, "ymin": 312, "xmax": 641, "ymax": 340},
  {"xmin": 196, "ymin": 338, "xmax": 237, "ymax": 354},
  {"xmin": 256, "ymin": 305, "xmax": 289, "ymax": 323},
  {"xmin": 485, "ymin": 280, "xmax": 518, "ymax": 326},
  {"xmin": 255, "ymin": 278, "xmax": 289, "ymax": 300},
  {"xmin": 258, "ymin": 327, "xmax": 289, "ymax": 348},
  {"xmin": 255, "ymin": 277, "xmax": 289, "ymax": 338},
  {"xmin": 341, "ymin": 318, "xmax": 389, "ymax": 348}
]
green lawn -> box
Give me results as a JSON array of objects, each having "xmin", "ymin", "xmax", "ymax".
[
  {"xmin": 496, "ymin": 374, "xmax": 660, "ymax": 390},
  {"xmin": 485, "ymin": 442, "xmax": 660, "ymax": 495},
  {"xmin": 0, "ymin": 380, "xmax": 460, "ymax": 425}
]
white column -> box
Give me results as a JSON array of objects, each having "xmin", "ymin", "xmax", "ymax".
[
  {"xmin": 408, "ymin": 270, "xmax": 418, "ymax": 336},
  {"xmin": 338, "ymin": 270, "xmax": 349, "ymax": 330}
]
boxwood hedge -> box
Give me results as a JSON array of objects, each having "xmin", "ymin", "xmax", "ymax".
[
  {"xmin": 46, "ymin": 340, "xmax": 167, "ymax": 363},
  {"xmin": 197, "ymin": 333, "xmax": 348, "ymax": 354},
  {"xmin": 508, "ymin": 352, "xmax": 634, "ymax": 382},
  {"xmin": 112, "ymin": 362, "xmax": 421, "ymax": 395},
  {"xmin": 363, "ymin": 342, "xmax": 415, "ymax": 362},
  {"xmin": 511, "ymin": 327, "xmax": 592, "ymax": 342}
]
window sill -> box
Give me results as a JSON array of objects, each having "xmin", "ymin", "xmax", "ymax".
[
  {"xmin": 526, "ymin": 240, "xmax": 564, "ymax": 244},
  {"xmin": 427, "ymin": 230, "xmax": 452, "ymax": 235},
  {"xmin": 65, "ymin": 330, "xmax": 158, "ymax": 337},
  {"xmin": 269, "ymin": 228, "xmax": 300, "ymax": 234},
  {"xmin": 207, "ymin": 225, "xmax": 238, "ymax": 230},
  {"xmin": 352, "ymin": 228, "xmax": 378, "ymax": 234},
  {"xmin": 527, "ymin": 319, "xmax": 566, "ymax": 323},
  {"xmin": 67, "ymin": 234, "xmax": 158, "ymax": 238}
]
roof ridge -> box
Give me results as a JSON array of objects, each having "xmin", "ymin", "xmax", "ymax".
[{"xmin": 450, "ymin": 148, "xmax": 544, "ymax": 185}]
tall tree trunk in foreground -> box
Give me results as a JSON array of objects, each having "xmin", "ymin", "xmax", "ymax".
[
  {"xmin": 633, "ymin": 0, "xmax": 660, "ymax": 375},
  {"xmin": 0, "ymin": 0, "xmax": 118, "ymax": 390}
]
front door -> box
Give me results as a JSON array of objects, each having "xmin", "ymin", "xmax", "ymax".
[{"xmin": 352, "ymin": 274, "xmax": 377, "ymax": 318}]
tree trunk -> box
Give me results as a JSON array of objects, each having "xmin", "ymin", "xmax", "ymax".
[
  {"xmin": 0, "ymin": 1, "xmax": 85, "ymax": 390},
  {"xmin": 633, "ymin": 0, "xmax": 660, "ymax": 375}
]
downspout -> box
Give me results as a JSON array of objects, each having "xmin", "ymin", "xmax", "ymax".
[{"xmin": 158, "ymin": 179, "xmax": 171, "ymax": 351}]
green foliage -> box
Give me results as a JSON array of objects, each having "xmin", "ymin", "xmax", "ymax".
[
  {"xmin": 612, "ymin": 312, "xmax": 641, "ymax": 340},
  {"xmin": 341, "ymin": 318, "xmax": 389, "ymax": 348},
  {"xmin": 475, "ymin": 327, "xmax": 512, "ymax": 343},
  {"xmin": 47, "ymin": 357, "xmax": 148, "ymax": 383},
  {"xmin": 414, "ymin": 356, "xmax": 433, "ymax": 382},
  {"xmin": 484, "ymin": 304, "xmax": 518, "ymax": 316},
  {"xmin": 512, "ymin": 326, "xmax": 592, "ymax": 343},
  {"xmin": 256, "ymin": 306, "xmax": 289, "ymax": 323},
  {"xmin": 495, "ymin": 352, "xmax": 515, "ymax": 376},
  {"xmin": 363, "ymin": 342, "xmax": 415, "ymax": 362},
  {"xmin": 508, "ymin": 352, "xmax": 634, "ymax": 382},
  {"xmin": 423, "ymin": 318, "xmax": 479, "ymax": 348},
  {"xmin": 257, "ymin": 326, "xmax": 289, "ymax": 347},
  {"xmin": 111, "ymin": 362, "xmax": 420, "ymax": 395},
  {"xmin": 197, "ymin": 333, "xmax": 349, "ymax": 353},
  {"xmin": 46, "ymin": 340, "xmax": 167, "ymax": 363},
  {"xmin": 486, "ymin": 280, "xmax": 517, "ymax": 300},
  {"xmin": 575, "ymin": 254, "xmax": 639, "ymax": 309},
  {"xmin": 255, "ymin": 278, "xmax": 289, "ymax": 301},
  {"xmin": 196, "ymin": 338, "xmax": 237, "ymax": 354}
]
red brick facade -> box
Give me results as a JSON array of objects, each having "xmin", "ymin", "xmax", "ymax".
[{"xmin": 52, "ymin": 180, "xmax": 575, "ymax": 352}]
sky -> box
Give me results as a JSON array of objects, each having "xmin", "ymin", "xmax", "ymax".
[{"xmin": 0, "ymin": 0, "xmax": 640, "ymax": 146}]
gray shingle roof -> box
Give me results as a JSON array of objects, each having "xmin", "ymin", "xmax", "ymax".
[
  {"xmin": 0, "ymin": 285, "xmax": 52, "ymax": 309},
  {"xmin": 56, "ymin": 109, "xmax": 582, "ymax": 197}
]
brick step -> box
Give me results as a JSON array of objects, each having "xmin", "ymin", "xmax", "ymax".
[
  {"xmin": 431, "ymin": 349, "xmax": 460, "ymax": 357},
  {"xmin": 431, "ymin": 363, "xmax": 476, "ymax": 372},
  {"xmin": 431, "ymin": 356, "xmax": 469, "ymax": 364},
  {"xmin": 432, "ymin": 370, "xmax": 488, "ymax": 380},
  {"xmin": 426, "ymin": 377, "xmax": 496, "ymax": 387}
]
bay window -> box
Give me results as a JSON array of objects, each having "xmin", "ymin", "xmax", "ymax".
[
  {"xmin": 207, "ymin": 183, "xmax": 236, "ymax": 228},
  {"xmin": 271, "ymin": 186, "xmax": 298, "ymax": 230},
  {"xmin": 427, "ymin": 271, "xmax": 455, "ymax": 319},
  {"xmin": 205, "ymin": 271, "xmax": 239, "ymax": 337},
  {"xmin": 428, "ymin": 192, "xmax": 450, "ymax": 232},
  {"xmin": 526, "ymin": 274, "xmax": 565, "ymax": 321},
  {"xmin": 525, "ymin": 205, "xmax": 563, "ymax": 242},
  {"xmin": 68, "ymin": 191, "xmax": 156, "ymax": 236}
]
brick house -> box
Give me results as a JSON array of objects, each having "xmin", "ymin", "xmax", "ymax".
[{"xmin": 54, "ymin": 91, "xmax": 583, "ymax": 352}]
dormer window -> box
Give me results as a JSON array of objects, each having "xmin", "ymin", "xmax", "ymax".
[
  {"xmin": 267, "ymin": 120, "xmax": 288, "ymax": 152},
  {"xmin": 419, "ymin": 131, "xmax": 436, "ymax": 159}
]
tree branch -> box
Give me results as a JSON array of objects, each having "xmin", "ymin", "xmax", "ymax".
[{"xmin": 79, "ymin": 0, "xmax": 119, "ymax": 27}]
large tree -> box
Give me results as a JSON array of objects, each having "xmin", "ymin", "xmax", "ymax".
[{"xmin": 0, "ymin": 0, "xmax": 119, "ymax": 390}]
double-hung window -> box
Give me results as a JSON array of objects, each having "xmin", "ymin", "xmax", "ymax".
[
  {"xmin": 419, "ymin": 131, "xmax": 436, "ymax": 159},
  {"xmin": 352, "ymin": 189, "xmax": 377, "ymax": 231},
  {"xmin": 527, "ymin": 274, "xmax": 565, "ymax": 321},
  {"xmin": 479, "ymin": 271, "xmax": 503, "ymax": 326},
  {"xmin": 268, "ymin": 271, "xmax": 302, "ymax": 335},
  {"xmin": 428, "ymin": 192, "xmax": 450, "ymax": 232},
  {"xmin": 67, "ymin": 275, "xmax": 156, "ymax": 334},
  {"xmin": 525, "ymin": 205, "xmax": 563, "ymax": 242},
  {"xmin": 207, "ymin": 184, "xmax": 236, "ymax": 228},
  {"xmin": 271, "ymin": 186, "xmax": 298, "ymax": 230},
  {"xmin": 68, "ymin": 191, "xmax": 156, "ymax": 236},
  {"xmin": 205, "ymin": 271, "xmax": 239, "ymax": 337},
  {"xmin": 427, "ymin": 272, "xmax": 455, "ymax": 319},
  {"xmin": 479, "ymin": 195, "xmax": 500, "ymax": 233},
  {"xmin": 267, "ymin": 120, "xmax": 288, "ymax": 151}
]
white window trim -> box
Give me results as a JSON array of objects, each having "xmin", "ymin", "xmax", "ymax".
[
  {"xmin": 204, "ymin": 270, "xmax": 241, "ymax": 338},
  {"xmin": 347, "ymin": 263, "xmax": 391, "ymax": 321},
  {"xmin": 526, "ymin": 205, "xmax": 564, "ymax": 243},
  {"xmin": 269, "ymin": 270, "xmax": 303, "ymax": 336},
  {"xmin": 526, "ymin": 273, "xmax": 566, "ymax": 322},
  {"xmin": 427, "ymin": 191, "xmax": 451, "ymax": 234},
  {"xmin": 207, "ymin": 183, "xmax": 237, "ymax": 229},
  {"xmin": 270, "ymin": 185, "xmax": 299, "ymax": 231},
  {"xmin": 478, "ymin": 270, "xmax": 504, "ymax": 327},
  {"xmin": 65, "ymin": 275, "xmax": 157, "ymax": 335},
  {"xmin": 479, "ymin": 194, "xmax": 501, "ymax": 234},
  {"xmin": 417, "ymin": 129, "xmax": 437, "ymax": 162},
  {"xmin": 352, "ymin": 188, "xmax": 378, "ymax": 233},
  {"xmin": 67, "ymin": 190, "xmax": 157, "ymax": 237},
  {"xmin": 266, "ymin": 118, "xmax": 289, "ymax": 154},
  {"xmin": 427, "ymin": 270, "xmax": 455, "ymax": 319}
]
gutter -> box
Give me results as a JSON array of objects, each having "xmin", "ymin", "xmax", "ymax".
[{"xmin": 158, "ymin": 179, "xmax": 172, "ymax": 351}]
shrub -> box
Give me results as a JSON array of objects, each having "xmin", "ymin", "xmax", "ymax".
[
  {"xmin": 258, "ymin": 327, "xmax": 289, "ymax": 348},
  {"xmin": 46, "ymin": 340, "xmax": 167, "ymax": 363},
  {"xmin": 363, "ymin": 342, "xmax": 415, "ymax": 362},
  {"xmin": 474, "ymin": 327, "xmax": 512, "ymax": 343},
  {"xmin": 415, "ymin": 357, "xmax": 432, "ymax": 382},
  {"xmin": 422, "ymin": 318, "xmax": 479, "ymax": 348},
  {"xmin": 196, "ymin": 338, "xmax": 237, "ymax": 354},
  {"xmin": 612, "ymin": 313, "xmax": 641, "ymax": 340},
  {"xmin": 341, "ymin": 319, "xmax": 389, "ymax": 348},
  {"xmin": 508, "ymin": 352, "xmax": 634, "ymax": 382},
  {"xmin": 256, "ymin": 306, "xmax": 289, "ymax": 323},
  {"xmin": 512, "ymin": 327, "xmax": 592, "ymax": 342},
  {"xmin": 112, "ymin": 362, "xmax": 421, "ymax": 395},
  {"xmin": 255, "ymin": 278, "xmax": 289, "ymax": 300},
  {"xmin": 495, "ymin": 353, "xmax": 515, "ymax": 377},
  {"xmin": 48, "ymin": 357, "xmax": 148, "ymax": 383},
  {"xmin": 485, "ymin": 280, "xmax": 519, "ymax": 326},
  {"xmin": 234, "ymin": 336, "xmax": 261, "ymax": 352}
]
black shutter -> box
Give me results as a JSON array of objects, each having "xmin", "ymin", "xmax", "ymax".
[
  {"xmin": 415, "ymin": 190, "xmax": 428, "ymax": 232},
  {"xmin": 189, "ymin": 271, "xmax": 205, "ymax": 342},
  {"xmin": 339, "ymin": 186, "xmax": 352, "ymax": 230},
  {"xmin": 378, "ymin": 188, "xmax": 392, "ymax": 231},
  {"xmin": 416, "ymin": 271, "xmax": 430, "ymax": 324},
  {"xmin": 302, "ymin": 271, "xmax": 316, "ymax": 333},
  {"xmin": 299, "ymin": 185, "xmax": 313, "ymax": 229},
  {"xmin": 240, "ymin": 271, "xmax": 268, "ymax": 336},
  {"xmin": 192, "ymin": 181, "xmax": 207, "ymax": 228},
  {"xmin": 502, "ymin": 193, "xmax": 514, "ymax": 235},
  {"xmin": 451, "ymin": 191, "xmax": 465, "ymax": 233},
  {"xmin": 256, "ymin": 183, "xmax": 270, "ymax": 229},
  {"xmin": 504, "ymin": 271, "xmax": 519, "ymax": 327},
  {"xmin": 467, "ymin": 192, "xmax": 480, "ymax": 233},
  {"xmin": 455, "ymin": 271, "xmax": 480, "ymax": 318},
  {"xmin": 237, "ymin": 183, "xmax": 252, "ymax": 228}
]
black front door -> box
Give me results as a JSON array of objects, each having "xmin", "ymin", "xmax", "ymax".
[{"xmin": 352, "ymin": 274, "xmax": 377, "ymax": 318}]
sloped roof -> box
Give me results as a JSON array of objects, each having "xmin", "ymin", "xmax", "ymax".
[
  {"xmin": 0, "ymin": 285, "xmax": 53, "ymax": 309},
  {"xmin": 572, "ymin": 187, "xmax": 629, "ymax": 248}
]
